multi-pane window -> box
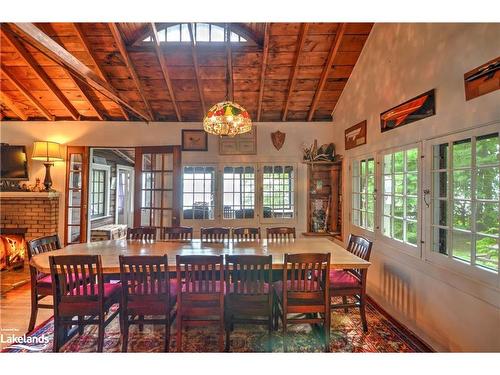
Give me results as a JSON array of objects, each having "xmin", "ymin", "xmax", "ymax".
[
  {"xmin": 90, "ymin": 169, "xmax": 106, "ymax": 218},
  {"xmin": 431, "ymin": 133, "xmax": 499, "ymax": 272},
  {"xmin": 144, "ymin": 23, "xmax": 248, "ymax": 43},
  {"xmin": 262, "ymin": 165, "xmax": 295, "ymax": 219},
  {"xmin": 382, "ymin": 147, "xmax": 419, "ymax": 246},
  {"xmin": 182, "ymin": 166, "xmax": 216, "ymax": 220},
  {"xmin": 223, "ymin": 166, "xmax": 255, "ymax": 219},
  {"xmin": 352, "ymin": 158, "xmax": 375, "ymax": 231}
]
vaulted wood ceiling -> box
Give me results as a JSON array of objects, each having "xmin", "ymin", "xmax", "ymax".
[{"xmin": 0, "ymin": 22, "xmax": 373, "ymax": 122}]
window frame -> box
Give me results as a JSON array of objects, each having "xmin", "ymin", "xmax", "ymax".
[
  {"xmin": 89, "ymin": 163, "xmax": 111, "ymax": 220},
  {"xmin": 181, "ymin": 164, "xmax": 217, "ymax": 222},
  {"xmin": 220, "ymin": 163, "xmax": 257, "ymax": 222},
  {"xmin": 351, "ymin": 155, "xmax": 376, "ymax": 233},
  {"xmin": 423, "ymin": 123, "xmax": 500, "ymax": 285}
]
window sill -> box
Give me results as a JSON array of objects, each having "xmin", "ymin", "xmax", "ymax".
[{"xmin": 90, "ymin": 215, "xmax": 113, "ymax": 222}]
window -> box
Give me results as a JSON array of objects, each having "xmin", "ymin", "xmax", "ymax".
[
  {"xmin": 143, "ymin": 23, "xmax": 248, "ymax": 44},
  {"xmin": 262, "ymin": 165, "xmax": 295, "ymax": 219},
  {"xmin": 381, "ymin": 146, "xmax": 419, "ymax": 246},
  {"xmin": 182, "ymin": 166, "xmax": 215, "ymax": 220},
  {"xmin": 223, "ymin": 166, "xmax": 255, "ymax": 219},
  {"xmin": 431, "ymin": 133, "xmax": 499, "ymax": 273},
  {"xmin": 90, "ymin": 166, "xmax": 110, "ymax": 219},
  {"xmin": 352, "ymin": 157, "xmax": 375, "ymax": 231}
]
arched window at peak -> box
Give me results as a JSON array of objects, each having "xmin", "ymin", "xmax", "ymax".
[{"xmin": 143, "ymin": 23, "xmax": 249, "ymax": 44}]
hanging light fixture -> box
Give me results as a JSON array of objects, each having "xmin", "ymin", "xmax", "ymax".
[{"xmin": 203, "ymin": 25, "xmax": 252, "ymax": 137}]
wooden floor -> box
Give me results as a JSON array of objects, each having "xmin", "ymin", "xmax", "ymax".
[{"xmin": 0, "ymin": 283, "xmax": 52, "ymax": 350}]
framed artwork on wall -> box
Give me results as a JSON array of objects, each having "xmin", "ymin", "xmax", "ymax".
[
  {"xmin": 219, "ymin": 127, "xmax": 257, "ymax": 155},
  {"xmin": 345, "ymin": 120, "xmax": 367, "ymax": 150},
  {"xmin": 464, "ymin": 57, "xmax": 500, "ymax": 101},
  {"xmin": 380, "ymin": 89, "xmax": 436, "ymax": 133},
  {"xmin": 181, "ymin": 129, "xmax": 208, "ymax": 151}
]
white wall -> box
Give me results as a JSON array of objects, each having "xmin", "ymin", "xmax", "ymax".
[
  {"xmin": 0, "ymin": 120, "xmax": 334, "ymax": 237},
  {"xmin": 331, "ymin": 23, "xmax": 500, "ymax": 351}
]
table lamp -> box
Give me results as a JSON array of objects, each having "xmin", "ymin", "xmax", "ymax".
[{"xmin": 32, "ymin": 141, "xmax": 63, "ymax": 191}]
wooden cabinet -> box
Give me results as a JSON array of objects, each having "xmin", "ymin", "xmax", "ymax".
[{"xmin": 303, "ymin": 161, "xmax": 342, "ymax": 240}]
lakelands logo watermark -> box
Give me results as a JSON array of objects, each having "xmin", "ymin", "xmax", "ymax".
[{"xmin": 1, "ymin": 328, "xmax": 50, "ymax": 352}]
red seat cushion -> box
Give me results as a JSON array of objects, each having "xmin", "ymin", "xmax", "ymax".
[
  {"xmin": 329, "ymin": 270, "xmax": 361, "ymax": 289},
  {"xmin": 36, "ymin": 273, "xmax": 89, "ymax": 295},
  {"xmin": 58, "ymin": 283, "xmax": 122, "ymax": 316},
  {"xmin": 124, "ymin": 279, "xmax": 178, "ymax": 316}
]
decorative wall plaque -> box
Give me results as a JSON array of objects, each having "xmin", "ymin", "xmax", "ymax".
[
  {"xmin": 271, "ymin": 130, "xmax": 286, "ymax": 151},
  {"xmin": 345, "ymin": 120, "xmax": 367, "ymax": 150}
]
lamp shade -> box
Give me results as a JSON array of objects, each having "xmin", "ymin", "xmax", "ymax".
[
  {"xmin": 203, "ymin": 101, "xmax": 252, "ymax": 137},
  {"xmin": 32, "ymin": 141, "xmax": 63, "ymax": 162}
]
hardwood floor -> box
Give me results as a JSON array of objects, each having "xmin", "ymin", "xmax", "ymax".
[{"xmin": 0, "ymin": 283, "xmax": 52, "ymax": 350}]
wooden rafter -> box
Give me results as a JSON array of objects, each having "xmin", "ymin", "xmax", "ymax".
[
  {"xmin": 307, "ymin": 23, "xmax": 346, "ymax": 121},
  {"xmin": 108, "ymin": 23, "xmax": 154, "ymax": 121},
  {"xmin": 73, "ymin": 23, "xmax": 130, "ymax": 120},
  {"xmin": 150, "ymin": 23, "xmax": 182, "ymax": 121},
  {"xmin": 0, "ymin": 63, "xmax": 54, "ymax": 120},
  {"xmin": 282, "ymin": 23, "xmax": 309, "ymax": 121},
  {"xmin": 0, "ymin": 91, "xmax": 28, "ymax": 120},
  {"xmin": 226, "ymin": 24, "xmax": 233, "ymax": 102},
  {"xmin": 257, "ymin": 23, "xmax": 270, "ymax": 122},
  {"xmin": 8, "ymin": 23, "xmax": 150, "ymax": 121},
  {"xmin": 187, "ymin": 23, "xmax": 206, "ymax": 115},
  {"xmin": 1, "ymin": 24, "xmax": 81, "ymax": 120}
]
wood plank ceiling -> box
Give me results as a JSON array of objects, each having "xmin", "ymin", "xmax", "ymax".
[{"xmin": 0, "ymin": 22, "xmax": 373, "ymax": 122}]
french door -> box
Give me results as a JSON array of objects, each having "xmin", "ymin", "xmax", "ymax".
[
  {"xmin": 134, "ymin": 146, "xmax": 182, "ymax": 238},
  {"xmin": 116, "ymin": 165, "xmax": 134, "ymax": 227}
]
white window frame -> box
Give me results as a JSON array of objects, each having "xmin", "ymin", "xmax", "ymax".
[
  {"xmin": 351, "ymin": 155, "xmax": 376, "ymax": 233},
  {"xmin": 89, "ymin": 163, "xmax": 111, "ymax": 220},
  {"xmin": 423, "ymin": 123, "xmax": 500, "ymax": 286},
  {"xmin": 375, "ymin": 142, "xmax": 422, "ymax": 258},
  {"xmin": 181, "ymin": 164, "xmax": 217, "ymax": 222},
  {"xmin": 220, "ymin": 163, "xmax": 257, "ymax": 224}
]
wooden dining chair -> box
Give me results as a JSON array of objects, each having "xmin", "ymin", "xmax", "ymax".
[
  {"xmin": 232, "ymin": 227, "xmax": 261, "ymax": 241},
  {"xmin": 119, "ymin": 255, "xmax": 176, "ymax": 352},
  {"xmin": 200, "ymin": 227, "xmax": 230, "ymax": 242},
  {"xmin": 274, "ymin": 253, "xmax": 331, "ymax": 352},
  {"xmin": 175, "ymin": 255, "xmax": 225, "ymax": 352},
  {"xmin": 329, "ymin": 234, "xmax": 373, "ymax": 332},
  {"xmin": 127, "ymin": 227, "xmax": 156, "ymax": 240},
  {"xmin": 266, "ymin": 227, "xmax": 296, "ymax": 241},
  {"xmin": 224, "ymin": 255, "xmax": 273, "ymax": 351},
  {"xmin": 164, "ymin": 226, "xmax": 193, "ymax": 241},
  {"xmin": 26, "ymin": 235, "xmax": 62, "ymax": 332},
  {"xmin": 49, "ymin": 254, "xmax": 121, "ymax": 352}
]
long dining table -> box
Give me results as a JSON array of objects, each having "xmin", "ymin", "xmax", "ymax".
[{"xmin": 30, "ymin": 237, "xmax": 370, "ymax": 273}]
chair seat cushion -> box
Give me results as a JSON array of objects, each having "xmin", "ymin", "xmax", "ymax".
[
  {"xmin": 58, "ymin": 283, "xmax": 122, "ymax": 316},
  {"xmin": 36, "ymin": 273, "xmax": 89, "ymax": 295},
  {"xmin": 124, "ymin": 279, "xmax": 177, "ymax": 315},
  {"xmin": 329, "ymin": 270, "xmax": 361, "ymax": 289}
]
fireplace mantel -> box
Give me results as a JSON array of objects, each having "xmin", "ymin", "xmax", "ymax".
[{"xmin": 0, "ymin": 191, "xmax": 61, "ymax": 198}]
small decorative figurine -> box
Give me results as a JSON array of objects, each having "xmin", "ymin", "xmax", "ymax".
[{"xmin": 31, "ymin": 178, "xmax": 42, "ymax": 192}]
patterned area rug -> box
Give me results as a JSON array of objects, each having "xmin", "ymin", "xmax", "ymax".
[{"xmin": 2, "ymin": 297, "xmax": 431, "ymax": 353}]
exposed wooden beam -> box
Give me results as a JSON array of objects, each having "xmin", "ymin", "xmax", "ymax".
[
  {"xmin": 8, "ymin": 23, "xmax": 149, "ymax": 121},
  {"xmin": 282, "ymin": 23, "xmax": 309, "ymax": 121},
  {"xmin": 307, "ymin": 23, "xmax": 346, "ymax": 121},
  {"xmin": 257, "ymin": 23, "xmax": 270, "ymax": 122},
  {"xmin": 1, "ymin": 63, "xmax": 55, "ymax": 121},
  {"xmin": 150, "ymin": 23, "xmax": 182, "ymax": 121},
  {"xmin": 187, "ymin": 23, "xmax": 206, "ymax": 116},
  {"xmin": 1, "ymin": 24, "xmax": 81, "ymax": 120},
  {"xmin": 73, "ymin": 23, "xmax": 130, "ymax": 121},
  {"xmin": 108, "ymin": 23, "xmax": 154, "ymax": 121},
  {"xmin": 0, "ymin": 92, "xmax": 28, "ymax": 120},
  {"xmin": 226, "ymin": 24, "xmax": 233, "ymax": 102}
]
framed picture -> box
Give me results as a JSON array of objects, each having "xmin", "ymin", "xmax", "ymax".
[
  {"xmin": 181, "ymin": 129, "xmax": 208, "ymax": 151},
  {"xmin": 345, "ymin": 120, "xmax": 367, "ymax": 150},
  {"xmin": 380, "ymin": 89, "xmax": 436, "ymax": 133},
  {"xmin": 219, "ymin": 127, "xmax": 257, "ymax": 155},
  {"xmin": 464, "ymin": 56, "xmax": 500, "ymax": 101}
]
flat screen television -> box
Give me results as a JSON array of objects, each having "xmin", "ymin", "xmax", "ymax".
[{"xmin": 0, "ymin": 144, "xmax": 29, "ymax": 180}]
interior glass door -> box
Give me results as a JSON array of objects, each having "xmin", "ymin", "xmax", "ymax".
[{"xmin": 116, "ymin": 166, "xmax": 134, "ymax": 226}]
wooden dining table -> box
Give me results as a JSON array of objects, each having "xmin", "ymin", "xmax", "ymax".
[{"xmin": 30, "ymin": 237, "xmax": 370, "ymax": 273}]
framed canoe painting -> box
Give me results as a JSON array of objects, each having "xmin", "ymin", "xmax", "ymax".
[
  {"xmin": 380, "ymin": 89, "xmax": 436, "ymax": 132},
  {"xmin": 345, "ymin": 120, "xmax": 367, "ymax": 150}
]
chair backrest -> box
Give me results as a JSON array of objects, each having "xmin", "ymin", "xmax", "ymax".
[
  {"xmin": 346, "ymin": 234, "xmax": 373, "ymax": 279},
  {"xmin": 164, "ymin": 226, "xmax": 193, "ymax": 241},
  {"xmin": 119, "ymin": 255, "xmax": 170, "ymax": 300},
  {"xmin": 49, "ymin": 255, "xmax": 104, "ymax": 305},
  {"xmin": 127, "ymin": 227, "xmax": 156, "ymax": 240},
  {"xmin": 200, "ymin": 227, "xmax": 230, "ymax": 242},
  {"xmin": 232, "ymin": 227, "xmax": 261, "ymax": 241},
  {"xmin": 282, "ymin": 253, "xmax": 330, "ymax": 301},
  {"xmin": 27, "ymin": 234, "xmax": 61, "ymax": 260},
  {"xmin": 225, "ymin": 255, "xmax": 272, "ymax": 295},
  {"xmin": 266, "ymin": 227, "xmax": 296, "ymax": 241},
  {"xmin": 176, "ymin": 255, "xmax": 224, "ymax": 294}
]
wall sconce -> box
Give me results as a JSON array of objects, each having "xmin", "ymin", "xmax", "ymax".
[{"xmin": 32, "ymin": 141, "xmax": 63, "ymax": 191}]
